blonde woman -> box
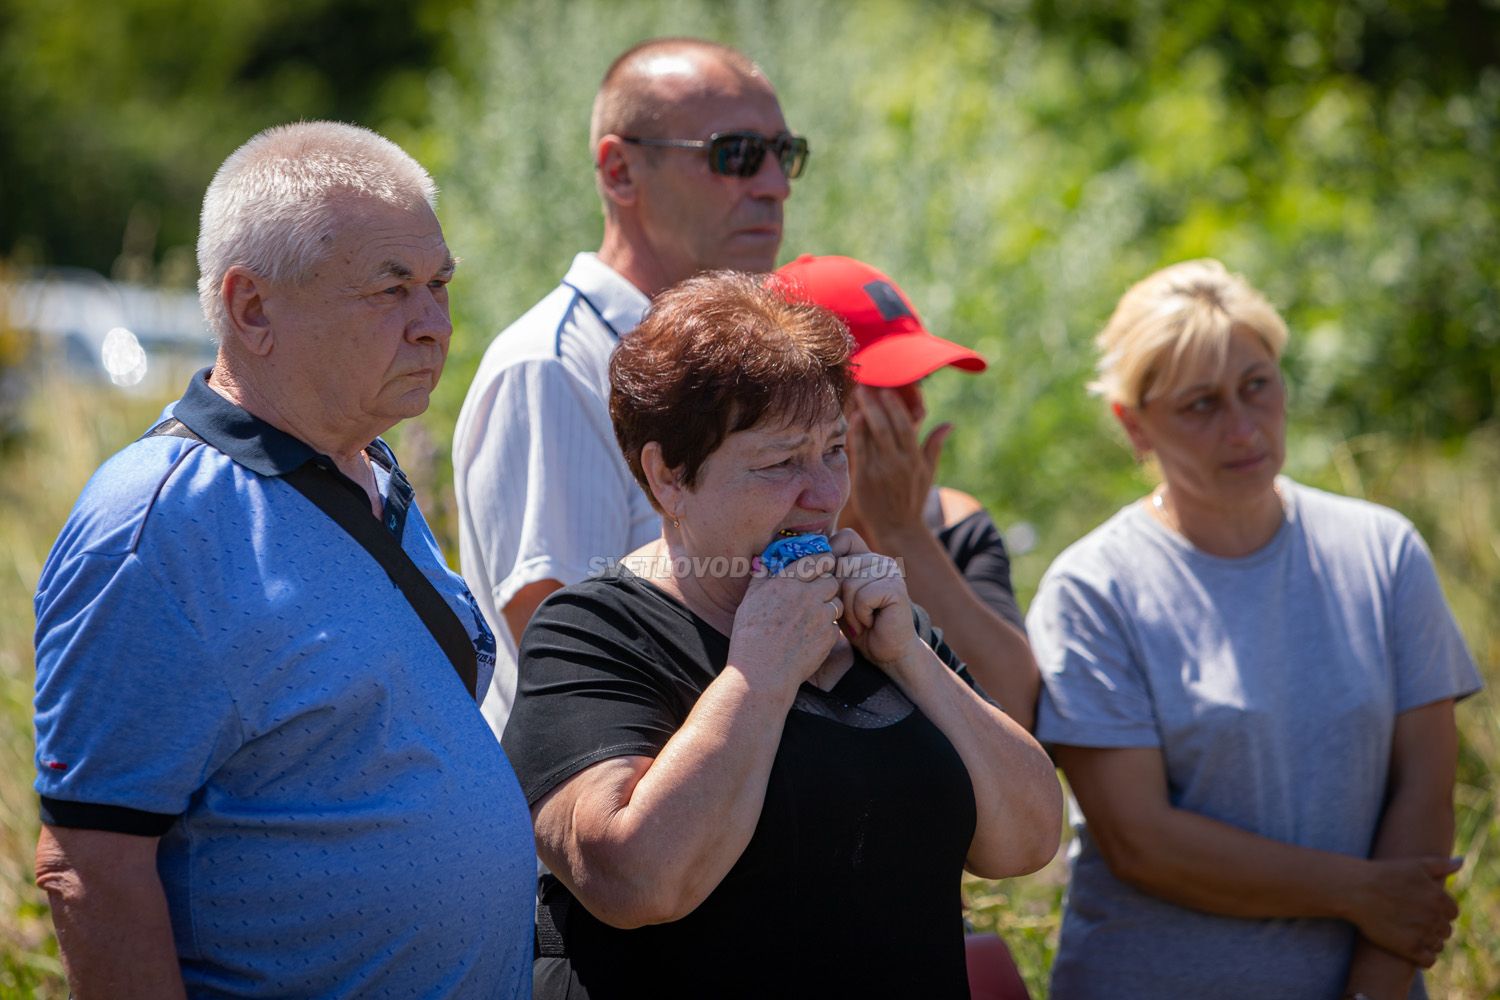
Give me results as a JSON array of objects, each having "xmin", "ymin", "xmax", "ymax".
[{"xmin": 1028, "ymin": 259, "xmax": 1480, "ymax": 1000}]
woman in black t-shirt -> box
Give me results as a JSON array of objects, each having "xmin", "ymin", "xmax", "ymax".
[{"xmin": 501, "ymin": 272, "xmax": 1061, "ymax": 999}]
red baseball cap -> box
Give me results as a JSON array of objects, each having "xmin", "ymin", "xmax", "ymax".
[{"xmin": 772, "ymin": 254, "xmax": 988, "ymax": 387}]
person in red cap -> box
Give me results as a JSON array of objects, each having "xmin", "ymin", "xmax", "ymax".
[{"xmin": 774, "ymin": 254, "xmax": 1040, "ymax": 731}]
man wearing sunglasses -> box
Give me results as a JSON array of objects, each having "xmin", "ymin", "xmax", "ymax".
[{"xmin": 453, "ymin": 37, "xmax": 808, "ymax": 734}]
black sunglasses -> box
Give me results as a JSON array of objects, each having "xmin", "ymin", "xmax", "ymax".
[{"xmin": 620, "ymin": 131, "xmax": 809, "ymax": 179}]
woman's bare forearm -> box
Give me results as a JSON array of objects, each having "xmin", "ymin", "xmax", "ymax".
[
  {"xmin": 1057, "ymin": 742, "xmax": 1458, "ymax": 971},
  {"xmin": 1345, "ymin": 701, "xmax": 1460, "ymax": 998},
  {"xmin": 535, "ymin": 663, "xmax": 800, "ymax": 927},
  {"xmin": 886, "ymin": 643, "xmax": 1060, "ymax": 877},
  {"xmin": 876, "ymin": 523, "xmax": 1039, "ymax": 729},
  {"xmin": 1090, "ymin": 798, "xmax": 1371, "ymax": 919}
]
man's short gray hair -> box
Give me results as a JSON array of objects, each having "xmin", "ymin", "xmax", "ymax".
[{"xmin": 196, "ymin": 121, "xmax": 438, "ymax": 338}]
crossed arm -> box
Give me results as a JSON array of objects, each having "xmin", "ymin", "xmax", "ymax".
[
  {"xmin": 1344, "ymin": 699, "xmax": 1461, "ymax": 998},
  {"xmin": 1056, "ymin": 699, "xmax": 1461, "ymax": 1000}
]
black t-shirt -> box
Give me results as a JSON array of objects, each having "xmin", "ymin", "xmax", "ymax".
[
  {"xmin": 936, "ymin": 508, "xmax": 1024, "ymax": 631},
  {"xmin": 503, "ymin": 567, "xmax": 978, "ymax": 999}
]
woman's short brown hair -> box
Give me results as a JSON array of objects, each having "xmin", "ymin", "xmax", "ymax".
[{"xmin": 610, "ymin": 271, "xmax": 855, "ymax": 508}]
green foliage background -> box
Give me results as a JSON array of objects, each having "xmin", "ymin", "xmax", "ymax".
[
  {"xmin": 0, "ymin": 0, "xmax": 463, "ymax": 282},
  {"xmin": 1, "ymin": 0, "xmax": 1497, "ymax": 995},
  {"xmin": 427, "ymin": 0, "xmax": 1498, "ymax": 573}
]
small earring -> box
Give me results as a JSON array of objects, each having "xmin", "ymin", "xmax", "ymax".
[{"xmin": 671, "ymin": 517, "xmax": 681, "ymax": 529}]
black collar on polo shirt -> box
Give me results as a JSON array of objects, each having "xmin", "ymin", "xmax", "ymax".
[
  {"xmin": 171, "ymin": 367, "xmax": 317, "ymax": 477},
  {"xmin": 167, "ymin": 368, "xmax": 414, "ymax": 539}
]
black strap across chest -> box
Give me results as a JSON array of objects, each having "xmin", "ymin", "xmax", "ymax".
[{"xmin": 149, "ymin": 418, "xmax": 478, "ymax": 701}]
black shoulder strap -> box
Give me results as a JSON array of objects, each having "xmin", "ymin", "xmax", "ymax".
[
  {"xmin": 147, "ymin": 419, "xmax": 479, "ymax": 701},
  {"xmin": 281, "ymin": 465, "xmax": 478, "ymax": 701},
  {"xmin": 534, "ymin": 872, "xmax": 572, "ymax": 959},
  {"xmin": 149, "ymin": 417, "xmax": 202, "ymax": 440}
]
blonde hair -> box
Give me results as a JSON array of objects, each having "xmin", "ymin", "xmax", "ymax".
[
  {"xmin": 196, "ymin": 121, "xmax": 437, "ymax": 339},
  {"xmin": 1090, "ymin": 259, "xmax": 1289, "ymax": 408}
]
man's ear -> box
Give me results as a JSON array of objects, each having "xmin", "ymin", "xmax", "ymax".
[
  {"xmin": 596, "ymin": 136, "xmax": 639, "ymax": 209},
  {"xmin": 1111, "ymin": 401, "xmax": 1151, "ymax": 459},
  {"xmin": 640, "ymin": 442, "xmax": 685, "ymax": 520},
  {"xmin": 222, "ymin": 266, "xmax": 275, "ymax": 357}
]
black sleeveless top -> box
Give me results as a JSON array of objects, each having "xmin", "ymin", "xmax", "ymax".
[{"xmin": 502, "ymin": 567, "xmax": 978, "ymax": 999}]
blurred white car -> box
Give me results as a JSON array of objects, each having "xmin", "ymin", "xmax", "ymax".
[{"xmin": 3, "ymin": 268, "xmax": 215, "ymax": 392}]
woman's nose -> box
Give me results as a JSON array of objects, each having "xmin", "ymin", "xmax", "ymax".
[
  {"xmin": 800, "ymin": 458, "xmax": 849, "ymax": 513},
  {"xmin": 1224, "ymin": 399, "xmax": 1257, "ymax": 443}
]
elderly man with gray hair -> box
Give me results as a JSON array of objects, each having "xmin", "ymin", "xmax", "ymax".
[{"xmin": 32, "ymin": 121, "xmax": 535, "ymax": 998}]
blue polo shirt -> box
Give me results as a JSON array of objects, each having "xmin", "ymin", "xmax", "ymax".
[{"xmin": 34, "ymin": 371, "xmax": 534, "ymax": 998}]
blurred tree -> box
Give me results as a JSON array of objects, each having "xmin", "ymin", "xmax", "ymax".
[
  {"xmin": 0, "ymin": 0, "xmax": 465, "ymax": 282},
  {"xmin": 428, "ymin": 0, "xmax": 1497, "ymax": 573},
  {"xmin": 983, "ymin": 0, "xmax": 1500, "ymax": 439},
  {"xmin": 1, "ymin": 0, "xmax": 1492, "ymax": 540}
]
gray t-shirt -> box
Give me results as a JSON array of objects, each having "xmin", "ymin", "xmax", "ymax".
[{"xmin": 1029, "ymin": 479, "xmax": 1480, "ymax": 1000}]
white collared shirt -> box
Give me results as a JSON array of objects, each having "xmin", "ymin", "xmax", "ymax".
[{"xmin": 453, "ymin": 253, "xmax": 663, "ymax": 734}]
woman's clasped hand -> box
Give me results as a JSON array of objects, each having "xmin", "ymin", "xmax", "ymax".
[
  {"xmin": 728, "ymin": 546, "xmax": 845, "ymax": 688},
  {"xmin": 736, "ymin": 529, "xmax": 928, "ymax": 683},
  {"xmin": 1352, "ymin": 855, "xmax": 1462, "ymax": 968}
]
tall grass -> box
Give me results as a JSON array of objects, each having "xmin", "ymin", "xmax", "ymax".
[
  {"xmin": 1314, "ymin": 428, "xmax": 1500, "ymax": 995},
  {"xmin": 0, "ymin": 367, "xmax": 175, "ymax": 997},
  {"xmin": 1, "ymin": 371, "xmax": 1495, "ymax": 997}
]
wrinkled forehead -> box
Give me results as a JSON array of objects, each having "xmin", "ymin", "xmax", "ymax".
[{"xmin": 316, "ymin": 194, "xmax": 450, "ymax": 275}]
